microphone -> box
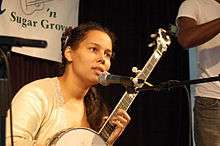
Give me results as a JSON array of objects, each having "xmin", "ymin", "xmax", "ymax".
[
  {"xmin": 0, "ymin": 35, "xmax": 47, "ymax": 48},
  {"xmin": 98, "ymin": 71, "xmax": 144, "ymax": 86}
]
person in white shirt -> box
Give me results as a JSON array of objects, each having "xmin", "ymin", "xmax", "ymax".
[{"xmin": 176, "ymin": 0, "xmax": 220, "ymax": 145}]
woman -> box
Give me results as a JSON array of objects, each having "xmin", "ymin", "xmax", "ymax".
[{"xmin": 6, "ymin": 22, "xmax": 130, "ymax": 146}]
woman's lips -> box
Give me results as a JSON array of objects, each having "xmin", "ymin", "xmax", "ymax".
[{"xmin": 92, "ymin": 67, "xmax": 105, "ymax": 75}]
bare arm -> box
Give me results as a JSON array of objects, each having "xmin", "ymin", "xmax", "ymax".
[{"xmin": 176, "ymin": 17, "xmax": 220, "ymax": 49}]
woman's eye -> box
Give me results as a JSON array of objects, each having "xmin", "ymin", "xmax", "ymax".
[
  {"xmin": 89, "ymin": 47, "xmax": 97, "ymax": 52},
  {"xmin": 105, "ymin": 53, "xmax": 112, "ymax": 58}
]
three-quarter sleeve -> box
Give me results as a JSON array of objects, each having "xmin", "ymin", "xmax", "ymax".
[{"xmin": 6, "ymin": 85, "xmax": 46, "ymax": 146}]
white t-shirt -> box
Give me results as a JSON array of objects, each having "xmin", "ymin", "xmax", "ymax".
[{"xmin": 176, "ymin": 0, "xmax": 220, "ymax": 99}]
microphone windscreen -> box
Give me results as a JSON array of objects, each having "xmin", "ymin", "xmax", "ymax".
[{"xmin": 98, "ymin": 71, "xmax": 110, "ymax": 86}]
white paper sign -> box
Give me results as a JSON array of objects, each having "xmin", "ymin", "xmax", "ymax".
[{"xmin": 0, "ymin": 0, "xmax": 79, "ymax": 62}]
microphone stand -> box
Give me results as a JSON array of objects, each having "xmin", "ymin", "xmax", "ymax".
[
  {"xmin": 0, "ymin": 46, "xmax": 11, "ymax": 146},
  {"xmin": 136, "ymin": 74, "xmax": 220, "ymax": 92},
  {"xmin": 0, "ymin": 36, "xmax": 47, "ymax": 146}
]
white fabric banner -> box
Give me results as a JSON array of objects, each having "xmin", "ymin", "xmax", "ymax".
[{"xmin": 0, "ymin": 0, "xmax": 79, "ymax": 62}]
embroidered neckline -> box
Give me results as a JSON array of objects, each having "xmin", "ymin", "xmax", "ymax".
[{"xmin": 55, "ymin": 77, "xmax": 64, "ymax": 105}]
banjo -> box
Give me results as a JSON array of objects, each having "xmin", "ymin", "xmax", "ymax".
[{"xmin": 47, "ymin": 28, "xmax": 171, "ymax": 146}]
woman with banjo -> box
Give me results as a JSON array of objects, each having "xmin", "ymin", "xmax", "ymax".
[{"xmin": 5, "ymin": 22, "xmax": 131, "ymax": 146}]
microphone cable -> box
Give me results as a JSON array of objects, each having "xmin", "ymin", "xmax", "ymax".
[
  {"xmin": 160, "ymin": 80, "xmax": 192, "ymax": 146},
  {"xmin": 141, "ymin": 80, "xmax": 192, "ymax": 146}
]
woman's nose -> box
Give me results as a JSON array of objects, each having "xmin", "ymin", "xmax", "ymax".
[
  {"xmin": 98, "ymin": 56, "xmax": 105, "ymax": 64},
  {"xmin": 97, "ymin": 53, "xmax": 105, "ymax": 64}
]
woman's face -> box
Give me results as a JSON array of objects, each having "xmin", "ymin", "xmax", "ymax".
[{"xmin": 69, "ymin": 30, "xmax": 113, "ymax": 85}]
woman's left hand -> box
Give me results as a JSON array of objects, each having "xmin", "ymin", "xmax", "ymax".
[{"xmin": 107, "ymin": 109, "xmax": 131, "ymax": 146}]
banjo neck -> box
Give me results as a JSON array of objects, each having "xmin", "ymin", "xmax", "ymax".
[{"xmin": 98, "ymin": 28, "xmax": 171, "ymax": 142}]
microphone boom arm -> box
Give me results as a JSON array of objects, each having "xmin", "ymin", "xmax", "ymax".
[{"xmin": 136, "ymin": 74, "xmax": 220, "ymax": 92}]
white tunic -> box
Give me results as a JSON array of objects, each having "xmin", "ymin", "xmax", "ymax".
[{"xmin": 6, "ymin": 77, "xmax": 86, "ymax": 146}]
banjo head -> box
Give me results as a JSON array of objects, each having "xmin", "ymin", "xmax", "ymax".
[{"xmin": 48, "ymin": 128, "xmax": 107, "ymax": 146}]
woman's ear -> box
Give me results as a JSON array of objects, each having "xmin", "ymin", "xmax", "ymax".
[{"xmin": 64, "ymin": 46, "xmax": 73, "ymax": 63}]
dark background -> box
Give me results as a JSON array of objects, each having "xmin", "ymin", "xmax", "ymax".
[{"xmin": 2, "ymin": 0, "xmax": 191, "ymax": 146}]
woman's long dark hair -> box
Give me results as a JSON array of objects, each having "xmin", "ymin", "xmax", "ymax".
[{"xmin": 60, "ymin": 22, "xmax": 116, "ymax": 131}]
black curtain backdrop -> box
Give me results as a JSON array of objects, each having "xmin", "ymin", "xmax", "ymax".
[
  {"xmin": 79, "ymin": 1, "xmax": 189, "ymax": 146},
  {"xmin": 5, "ymin": 0, "xmax": 190, "ymax": 146}
]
